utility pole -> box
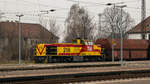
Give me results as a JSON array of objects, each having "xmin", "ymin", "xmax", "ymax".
[
  {"xmin": 106, "ymin": 2, "xmax": 124, "ymax": 62},
  {"xmin": 141, "ymin": 0, "xmax": 146, "ymax": 39},
  {"xmin": 16, "ymin": 14, "xmax": 24, "ymax": 65},
  {"xmin": 116, "ymin": 5, "xmax": 127, "ymax": 67},
  {"xmin": 112, "ymin": 4, "xmax": 115, "ymax": 62}
]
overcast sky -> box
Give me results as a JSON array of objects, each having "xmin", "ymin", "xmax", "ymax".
[{"xmin": 0, "ymin": 0, "xmax": 150, "ymax": 26}]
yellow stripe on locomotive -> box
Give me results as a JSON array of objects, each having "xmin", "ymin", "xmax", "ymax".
[{"xmin": 57, "ymin": 47, "xmax": 82, "ymax": 56}]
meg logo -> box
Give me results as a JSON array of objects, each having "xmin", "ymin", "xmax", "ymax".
[{"xmin": 36, "ymin": 44, "xmax": 46, "ymax": 55}]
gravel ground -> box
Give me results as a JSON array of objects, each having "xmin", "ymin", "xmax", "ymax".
[
  {"xmin": 0, "ymin": 61, "xmax": 120, "ymax": 69},
  {"xmin": 1, "ymin": 66, "xmax": 150, "ymax": 78},
  {"xmin": 77, "ymin": 77, "xmax": 150, "ymax": 84},
  {"xmin": 1, "ymin": 60, "xmax": 150, "ymax": 70},
  {"xmin": 1, "ymin": 61, "xmax": 150, "ymax": 79}
]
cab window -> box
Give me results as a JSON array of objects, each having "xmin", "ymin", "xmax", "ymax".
[{"xmin": 80, "ymin": 40, "xmax": 85, "ymax": 44}]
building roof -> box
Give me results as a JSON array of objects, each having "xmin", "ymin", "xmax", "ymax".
[
  {"xmin": 0, "ymin": 21, "xmax": 59, "ymax": 40},
  {"xmin": 127, "ymin": 16, "xmax": 150, "ymax": 34}
]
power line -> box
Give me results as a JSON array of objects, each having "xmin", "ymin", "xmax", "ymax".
[
  {"xmin": 67, "ymin": 0, "xmax": 107, "ymax": 6},
  {"xmin": 126, "ymin": 7, "xmax": 150, "ymax": 11},
  {"xmin": 123, "ymin": 0, "xmax": 140, "ymax": 3},
  {"xmin": 4, "ymin": 16, "xmax": 66, "ymax": 24},
  {"xmin": 67, "ymin": 0, "xmax": 150, "ymax": 11},
  {"xmin": 0, "ymin": 0, "xmax": 36, "ymax": 8},
  {"xmin": 3, "ymin": 11, "xmax": 67, "ymax": 19},
  {"xmin": 21, "ymin": 0, "xmax": 69, "ymax": 10},
  {"xmin": 67, "ymin": 0, "xmax": 140, "ymax": 6},
  {"xmin": 0, "ymin": 0, "xmax": 69, "ymax": 11}
]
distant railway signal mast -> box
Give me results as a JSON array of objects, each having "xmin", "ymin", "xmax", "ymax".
[
  {"xmin": 141, "ymin": 0, "xmax": 146, "ymax": 39},
  {"xmin": 16, "ymin": 14, "xmax": 24, "ymax": 65},
  {"xmin": 106, "ymin": 2, "xmax": 125, "ymax": 62}
]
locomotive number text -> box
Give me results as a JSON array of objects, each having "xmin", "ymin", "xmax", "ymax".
[{"xmin": 64, "ymin": 48, "xmax": 70, "ymax": 53}]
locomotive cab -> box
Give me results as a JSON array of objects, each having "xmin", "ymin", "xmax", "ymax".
[{"xmin": 72, "ymin": 39, "xmax": 87, "ymax": 45}]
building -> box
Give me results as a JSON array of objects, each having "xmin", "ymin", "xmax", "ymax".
[
  {"xmin": 0, "ymin": 21, "xmax": 59, "ymax": 62},
  {"xmin": 127, "ymin": 16, "xmax": 150, "ymax": 40}
]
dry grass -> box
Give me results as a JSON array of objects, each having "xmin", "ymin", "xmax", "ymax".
[{"xmin": 0, "ymin": 60, "xmax": 34, "ymax": 65}]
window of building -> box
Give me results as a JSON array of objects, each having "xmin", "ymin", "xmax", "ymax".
[
  {"xmin": 146, "ymin": 24, "xmax": 150, "ymax": 28},
  {"xmin": 149, "ymin": 34, "xmax": 150, "ymax": 40}
]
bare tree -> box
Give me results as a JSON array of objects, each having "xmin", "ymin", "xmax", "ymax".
[
  {"xmin": 48, "ymin": 18, "xmax": 60, "ymax": 37},
  {"xmin": 39, "ymin": 16, "xmax": 60, "ymax": 38},
  {"xmin": 39, "ymin": 15, "xmax": 48, "ymax": 28},
  {"xmin": 39, "ymin": 16, "xmax": 46, "ymax": 40},
  {"xmin": 64, "ymin": 4, "xmax": 96, "ymax": 42},
  {"xmin": 98, "ymin": 7, "xmax": 134, "ymax": 38}
]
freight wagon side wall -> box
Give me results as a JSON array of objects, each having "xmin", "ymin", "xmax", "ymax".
[
  {"xmin": 114, "ymin": 49, "xmax": 147, "ymax": 60},
  {"xmin": 114, "ymin": 50, "xmax": 129, "ymax": 60},
  {"xmin": 96, "ymin": 39, "xmax": 149, "ymax": 61},
  {"xmin": 147, "ymin": 40, "xmax": 150, "ymax": 60},
  {"xmin": 131, "ymin": 50, "xmax": 147, "ymax": 60},
  {"xmin": 95, "ymin": 39, "xmax": 112, "ymax": 60}
]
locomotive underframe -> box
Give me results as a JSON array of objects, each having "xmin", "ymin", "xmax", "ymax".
[{"xmin": 34, "ymin": 56, "xmax": 104, "ymax": 63}]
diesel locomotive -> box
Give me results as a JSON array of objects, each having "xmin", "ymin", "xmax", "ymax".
[{"xmin": 33, "ymin": 39, "xmax": 104, "ymax": 63}]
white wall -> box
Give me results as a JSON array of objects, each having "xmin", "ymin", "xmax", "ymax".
[
  {"xmin": 128, "ymin": 33, "xmax": 150, "ymax": 40},
  {"xmin": 145, "ymin": 33, "xmax": 150, "ymax": 40},
  {"xmin": 128, "ymin": 34, "xmax": 142, "ymax": 39}
]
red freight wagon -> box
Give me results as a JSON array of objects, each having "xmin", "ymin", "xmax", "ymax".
[{"xmin": 96, "ymin": 39, "xmax": 149, "ymax": 61}]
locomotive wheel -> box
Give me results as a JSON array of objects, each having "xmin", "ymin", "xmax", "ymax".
[
  {"xmin": 67, "ymin": 57, "xmax": 73, "ymax": 62},
  {"xmin": 63, "ymin": 57, "xmax": 72, "ymax": 62},
  {"xmin": 52, "ymin": 58, "xmax": 57, "ymax": 63},
  {"xmin": 35, "ymin": 56, "xmax": 46, "ymax": 63},
  {"xmin": 84, "ymin": 57, "xmax": 89, "ymax": 62},
  {"xmin": 97, "ymin": 57, "xmax": 102, "ymax": 61}
]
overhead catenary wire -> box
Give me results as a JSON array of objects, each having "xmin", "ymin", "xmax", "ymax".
[
  {"xmin": 1, "ymin": 0, "xmax": 150, "ymax": 24},
  {"xmin": 0, "ymin": 0, "xmax": 38, "ymax": 9},
  {"xmin": 4, "ymin": 16, "xmax": 65, "ymax": 23},
  {"xmin": 1, "ymin": 0, "xmax": 150, "ymax": 13},
  {"xmin": 67, "ymin": 0, "xmax": 150, "ymax": 12},
  {"xmin": 122, "ymin": 0, "xmax": 141, "ymax": 3},
  {"xmin": 3, "ymin": 12, "xmax": 67, "ymax": 21},
  {"xmin": 67, "ymin": 0, "xmax": 106, "ymax": 6},
  {"xmin": 1, "ymin": 0, "xmax": 150, "ymax": 11},
  {"xmin": 4, "ymin": 12, "xmax": 65, "ymax": 18},
  {"xmin": 0, "ymin": 0, "xmax": 69, "ymax": 11},
  {"xmin": 67, "ymin": 0, "xmax": 140, "ymax": 6},
  {"xmin": 21, "ymin": 0, "xmax": 69, "ymax": 10}
]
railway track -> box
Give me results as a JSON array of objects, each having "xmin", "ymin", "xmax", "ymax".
[
  {"xmin": 0, "ymin": 63, "xmax": 120, "ymax": 72},
  {"xmin": 1, "ymin": 66, "xmax": 150, "ymax": 84},
  {"xmin": 80, "ymin": 77, "xmax": 150, "ymax": 84},
  {"xmin": 1, "ymin": 60, "xmax": 150, "ymax": 72},
  {"xmin": 1, "ymin": 61, "xmax": 150, "ymax": 84}
]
